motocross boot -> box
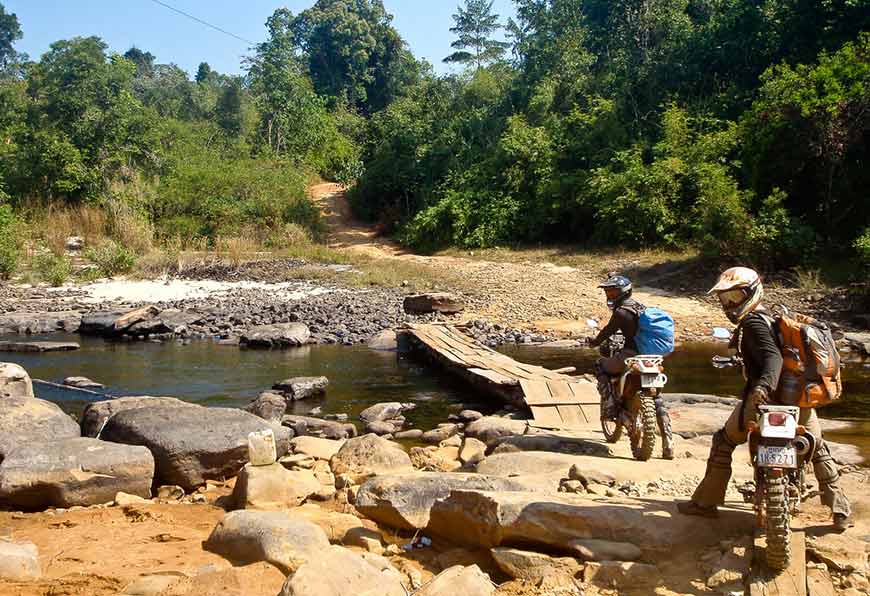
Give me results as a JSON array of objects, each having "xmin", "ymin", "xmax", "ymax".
[{"xmin": 655, "ymin": 397, "xmax": 675, "ymax": 460}]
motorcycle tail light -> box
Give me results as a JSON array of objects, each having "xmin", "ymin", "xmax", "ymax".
[
  {"xmin": 767, "ymin": 412, "xmax": 788, "ymax": 426},
  {"xmin": 642, "ymin": 360, "xmax": 655, "ymax": 367}
]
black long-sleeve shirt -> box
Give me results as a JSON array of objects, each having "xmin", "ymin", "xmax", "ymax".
[
  {"xmin": 733, "ymin": 311, "xmax": 783, "ymax": 396},
  {"xmin": 590, "ymin": 299, "xmax": 642, "ymax": 351}
]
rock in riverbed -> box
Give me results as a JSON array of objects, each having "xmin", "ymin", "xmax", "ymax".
[
  {"xmin": 329, "ymin": 434, "xmax": 413, "ymax": 483},
  {"xmin": 205, "ymin": 510, "xmax": 330, "ymax": 573},
  {"xmin": 283, "ymin": 415, "xmax": 356, "ymax": 440},
  {"xmin": 403, "ymin": 293, "xmax": 465, "ymax": 315},
  {"xmin": 278, "ymin": 545, "xmax": 406, "ymax": 596},
  {"xmin": 415, "ymin": 565, "xmax": 495, "ymax": 596},
  {"xmin": 272, "ymin": 376, "xmax": 329, "ymax": 400},
  {"xmin": 241, "ymin": 323, "xmax": 311, "ymax": 348},
  {"xmin": 0, "ymin": 341, "xmax": 79, "ymax": 353},
  {"xmin": 464, "ymin": 416, "xmax": 529, "ymax": 445},
  {"xmin": 0, "ymin": 397, "xmax": 80, "ymax": 463},
  {"xmin": 359, "ymin": 402, "xmax": 414, "ymax": 423},
  {"xmin": 0, "ymin": 437, "xmax": 153, "ymax": 509},
  {"xmin": 0, "ymin": 311, "xmax": 81, "ymax": 335},
  {"xmin": 427, "ymin": 490, "xmax": 755, "ymax": 556},
  {"xmin": 491, "ymin": 548, "xmax": 583, "ymax": 582},
  {"xmin": 100, "ymin": 405, "xmax": 291, "ymax": 490},
  {"xmin": 353, "ymin": 473, "xmax": 538, "ymax": 530},
  {"xmin": 246, "ymin": 392, "xmax": 288, "ymax": 422},
  {"xmin": 63, "ymin": 376, "xmax": 103, "ymax": 389},
  {"xmin": 232, "ymin": 463, "xmax": 320, "ymax": 510},
  {"xmin": 0, "ymin": 363, "xmax": 33, "ymax": 399},
  {"xmin": 80, "ymin": 395, "xmax": 195, "ymax": 438}
]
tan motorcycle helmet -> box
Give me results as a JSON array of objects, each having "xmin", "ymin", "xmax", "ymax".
[{"xmin": 709, "ymin": 267, "xmax": 763, "ymax": 323}]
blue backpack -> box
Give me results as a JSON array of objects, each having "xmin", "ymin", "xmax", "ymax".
[{"xmin": 635, "ymin": 307, "xmax": 675, "ymax": 355}]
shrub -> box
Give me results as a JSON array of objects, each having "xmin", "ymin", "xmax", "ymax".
[
  {"xmin": 86, "ymin": 240, "xmax": 137, "ymax": 276},
  {"xmin": 266, "ymin": 223, "xmax": 313, "ymax": 249},
  {"xmin": 855, "ymin": 228, "xmax": 870, "ymax": 267},
  {"xmin": 33, "ymin": 252, "xmax": 72, "ymax": 287},
  {"xmin": 0, "ymin": 204, "xmax": 21, "ymax": 279}
]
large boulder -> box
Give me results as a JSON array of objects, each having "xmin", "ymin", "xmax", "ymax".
[
  {"xmin": 354, "ymin": 473, "xmax": 537, "ymax": 530},
  {"xmin": 241, "ymin": 323, "xmax": 311, "ymax": 348},
  {"xmin": 204, "ymin": 510, "xmax": 330, "ymax": 573},
  {"xmin": 427, "ymin": 490, "xmax": 755, "ymax": 558},
  {"xmin": 359, "ymin": 402, "xmax": 414, "ymax": 423},
  {"xmin": 100, "ymin": 405, "xmax": 291, "ymax": 490},
  {"xmin": 273, "ymin": 377, "xmax": 329, "ymax": 400},
  {"xmin": 414, "ymin": 565, "xmax": 494, "ymax": 596},
  {"xmin": 0, "ymin": 397, "xmax": 80, "ymax": 463},
  {"xmin": 80, "ymin": 395, "xmax": 194, "ymax": 438},
  {"xmin": 283, "ymin": 415, "xmax": 356, "ymax": 440},
  {"xmin": 0, "ymin": 363, "xmax": 33, "ymax": 399},
  {"xmin": 0, "ymin": 311, "xmax": 81, "ymax": 335},
  {"xmin": 231, "ymin": 463, "xmax": 320, "ymax": 510},
  {"xmin": 0, "ymin": 437, "xmax": 154, "ymax": 509},
  {"xmin": 278, "ymin": 545, "xmax": 406, "ymax": 596},
  {"xmin": 474, "ymin": 451, "xmax": 581, "ymax": 477},
  {"xmin": 403, "ymin": 293, "xmax": 465, "ymax": 315},
  {"xmin": 329, "ymin": 434, "xmax": 413, "ymax": 483},
  {"xmin": 464, "ymin": 417, "xmax": 529, "ymax": 446},
  {"xmin": 0, "ymin": 540, "xmax": 40, "ymax": 580}
]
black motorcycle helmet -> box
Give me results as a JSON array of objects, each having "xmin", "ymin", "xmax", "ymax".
[{"xmin": 598, "ymin": 275, "xmax": 632, "ymax": 310}]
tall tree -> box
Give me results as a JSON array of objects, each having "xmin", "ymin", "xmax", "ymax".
[
  {"xmin": 444, "ymin": 0, "xmax": 509, "ymax": 69},
  {"xmin": 124, "ymin": 47, "xmax": 155, "ymax": 79},
  {"xmin": 288, "ymin": 0, "xmax": 418, "ymax": 113},
  {"xmin": 0, "ymin": 3, "xmax": 22, "ymax": 72}
]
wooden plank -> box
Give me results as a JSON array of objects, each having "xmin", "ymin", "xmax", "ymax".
[
  {"xmin": 556, "ymin": 404, "xmax": 586, "ymax": 427},
  {"xmin": 806, "ymin": 568, "xmax": 836, "ymax": 596},
  {"xmin": 567, "ymin": 382, "xmax": 602, "ymax": 404},
  {"xmin": 467, "ymin": 368, "xmax": 520, "ymax": 387},
  {"xmin": 749, "ymin": 530, "xmax": 807, "ymax": 596},
  {"xmin": 521, "ymin": 379, "xmax": 553, "ymax": 402},
  {"xmin": 529, "ymin": 405, "xmax": 564, "ymax": 428}
]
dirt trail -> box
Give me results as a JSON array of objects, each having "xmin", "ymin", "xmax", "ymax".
[{"xmin": 310, "ymin": 183, "xmax": 730, "ymax": 340}]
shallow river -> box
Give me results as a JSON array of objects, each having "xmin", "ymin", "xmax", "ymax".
[{"xmin": 3, "ymin": 335, "xmax": 868, "ymax": 445}]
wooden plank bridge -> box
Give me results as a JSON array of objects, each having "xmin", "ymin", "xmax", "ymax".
[{"xmin": 403, "ymin": 324, "xmax": 601, "ymax": 430}]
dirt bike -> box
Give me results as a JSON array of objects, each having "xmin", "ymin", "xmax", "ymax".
[
  {"xmin": 597, "ymin": 334, "xmax": 668, "ymax": 461},
  {"xmin": 713, "ymin": 355, "xmax": 818, "ymax": 570}
]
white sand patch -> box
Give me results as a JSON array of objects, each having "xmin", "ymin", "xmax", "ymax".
[{"xmin": 51, "ymin": 278, "xmax": 336, "ymax": 304}]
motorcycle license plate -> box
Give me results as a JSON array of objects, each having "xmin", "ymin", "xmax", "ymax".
[
  {"xmin": 757, "ymin": 445, "xmax": 797, "ymax": 469},
  {"xmin": 641, "ymin": 373, "xmax": 665, "ymax": 388}
]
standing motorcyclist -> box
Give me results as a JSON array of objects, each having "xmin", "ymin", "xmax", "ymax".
[
  {"xmin": 589, "ymin": 275, "xmax": 675, "ymax": 460},
  {"xmin": 678, "ymin": 267, "xmax": 851, "ymax": 531}
]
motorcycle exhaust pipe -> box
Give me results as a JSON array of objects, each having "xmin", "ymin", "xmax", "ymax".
[{"xmin": 793, "ymin": 435, "xmax": 813, "ymax": 457}]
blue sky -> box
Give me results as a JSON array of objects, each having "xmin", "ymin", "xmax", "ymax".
[{"xmin": 4, "ymin": 0, "xmax": 517, "ymax": 76}]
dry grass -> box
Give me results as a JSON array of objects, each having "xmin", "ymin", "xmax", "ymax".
[
  {"xmin": 215, "ymin": 235, "xmax": 264, "ymax": 269},
  {"xmin": 438, "ymin": 244, "xmax": 699, "ymax": 274},
  {"xmin": 104, "ymin": 199, "xmax": 154, "ymax": 255},
  {"xmin": 27, "ymin": 204, "xmax": 107, "ymax": 256}
]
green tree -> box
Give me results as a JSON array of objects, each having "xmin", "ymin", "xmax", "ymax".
[
  {"xmin": 195, "ymin": 61, "xmax": 216, "ymax": 84},
  {"xmin": 0, "ymin": 3, "xmax": 22, "ymax": 71},
  {"xmin": 124, "ymin": 46, "xmax": 155, "ymax": 78},
  {"xmin": 287, "ymin": 0, "xmax": 418, "ymax": 112},
  {"xmin": 444, "ymin": 0, "xmax": 509, "ymax": 69},
  {"xmin": 215, "ymin": 78, "xmax": 243, "ymax": 137}
]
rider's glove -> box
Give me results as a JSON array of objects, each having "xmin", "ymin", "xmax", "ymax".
[{"xmin": 748, "ymin": 386, "xmax": 769, "ymax": 406}]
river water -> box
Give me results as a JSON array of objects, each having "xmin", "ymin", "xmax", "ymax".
[{"xmin": 3, "ymin": 335, "xmax": 868, "ymax": 441}]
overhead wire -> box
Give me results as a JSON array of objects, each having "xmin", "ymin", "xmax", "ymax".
[{"xmin": 146, "ymin": 0, "xmax": 256, "ymax": 45}]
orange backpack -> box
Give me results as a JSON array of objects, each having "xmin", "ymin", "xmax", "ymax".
[{"xmin": 767, "ymin": 307, "xmax": 842, "ymax": 408}]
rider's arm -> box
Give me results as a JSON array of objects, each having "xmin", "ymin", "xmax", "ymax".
[
  {"xmin": 589, "ymin": 309, "xmax": 628, "ymax": 347},
  {"xmin": 741, "ymin": 316, "xmax": 783, "ymax": 396}
]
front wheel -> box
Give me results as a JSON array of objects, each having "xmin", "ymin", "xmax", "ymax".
[
  {"xmin": 764, "ymin": 472, "xmax": 791, "ymax": 570},
  {"xmin": 630, "ymin": 394, "xmax": 657, "ymax": 461},
  {"xmin": 601, "ymin": 417, "xmax": 623, "ymax": 443}
]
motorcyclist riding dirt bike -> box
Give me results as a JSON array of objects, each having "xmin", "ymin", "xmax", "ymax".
[
  {"xmin": 588, "ymin": 276, "xmax": 675, "ymax": 460},
  {"xmin": 678, "ymin": 267, "xmax": 851, "ymax": 543}
]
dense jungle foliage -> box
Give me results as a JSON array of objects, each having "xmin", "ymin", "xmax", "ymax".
[{"xmin": 0, "ymin": 1, "xmax": 868, "ymax": 282}]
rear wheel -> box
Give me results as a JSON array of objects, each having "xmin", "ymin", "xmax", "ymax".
[
  {"xmin": 630, "ymin": 394, "xmax": 657, "ymax": 461},
  {"xmin": 765, "ymin": 473, "xmax": 791, "ymax": 570}
]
